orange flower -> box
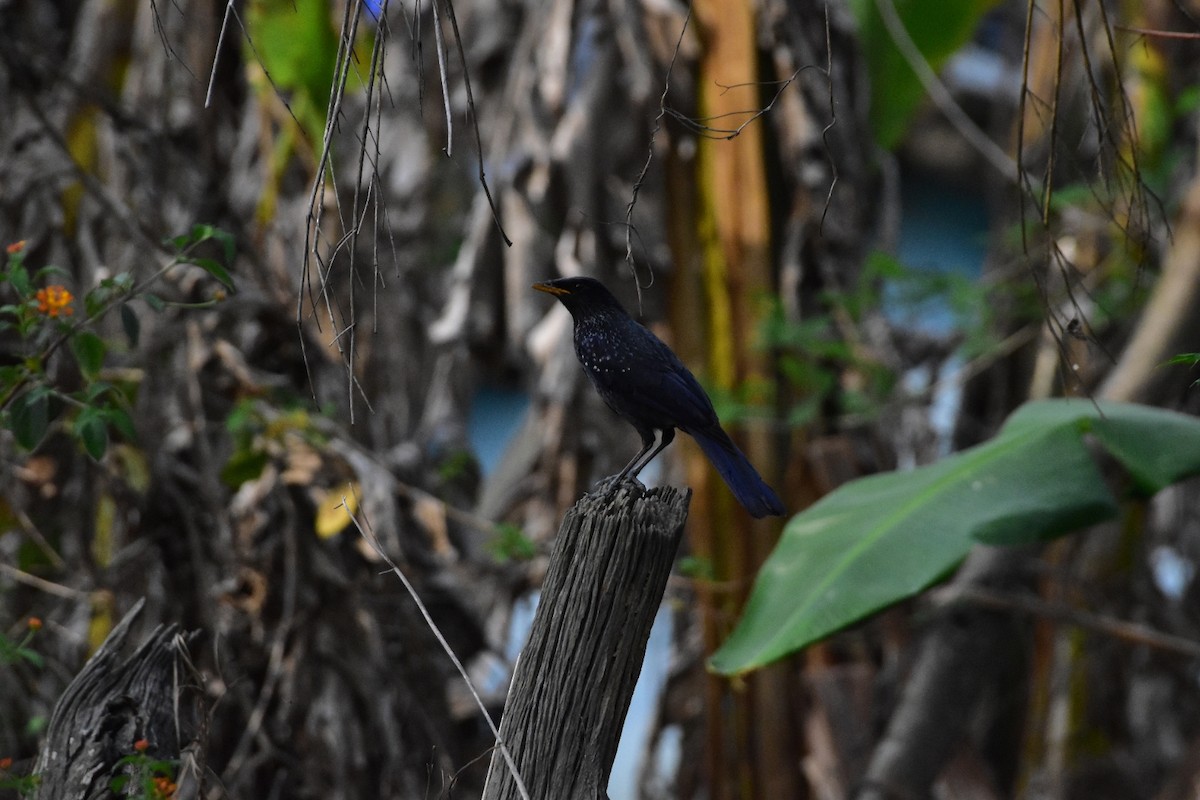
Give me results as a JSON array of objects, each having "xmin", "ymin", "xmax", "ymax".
[
  {"xmin": 0, "ymin": 756, "xmax": 12, "ymax": 770},
  {"xmin": 35, "ymin": 285, "xmax": 74, "ymax": 318},
  {"xmin": 6, "ymin": 240, "xmax": 25, "ymax": 255},
  {"xmin": 27, "ymin": 617, "xmax": 42, "ymax": 631},
  {"xmin": 133, "ymin": 738, "xmax": 150, "ymax": 752},
  {"xmin": 152, "ymin": 775, "xmax": 177, "ymax": 798}
]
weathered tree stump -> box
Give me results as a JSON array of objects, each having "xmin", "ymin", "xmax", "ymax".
[
  {"xmin": 482, "ymin": 482, "xmax": 691, "ymax": 800},
  {"xmin": 33, "ymin": 599, "xmax": 201, "ymax": 800}
]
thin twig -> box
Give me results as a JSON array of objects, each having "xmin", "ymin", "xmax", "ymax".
[
  {"xmin": 205, "ymin": 0, "xmax": 235, "ymax": 108},
  {"xmin": 0, "ymin": 563, "xmax": 86, "ymax": 599},
  {"xmin": 873, "ymin": 0, "xmax": 1020, "ymax": 183},
  {"xmin": 624, "ymin": 6, "xmax": 692, "ymax": 309},
  {"xmin": 432, "ymin": 0, "xmax": 453, "ymax": 155},
  {"xmin": 441, "ymin": 0, "xmax": 512, "ymax": 246},
  {"xmin": 344, "ymin": 498, "xmax": 531, "ymax": 800},
  {"xmin": 936, "ymin": 585, "xmax": 1200, "ymax": 660}
]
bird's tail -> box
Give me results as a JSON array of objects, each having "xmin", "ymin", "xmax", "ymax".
[{"xmin": 691, "ymin": 426, "xmax": 785, "ymax": 518}]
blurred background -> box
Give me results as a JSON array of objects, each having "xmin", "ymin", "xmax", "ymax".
[{"xmin": 2, "ymin": 0, "xmax": 1200, "ymax": 797}]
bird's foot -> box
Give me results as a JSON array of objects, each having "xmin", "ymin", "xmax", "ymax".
[{"xmin": 590, "ymin": 473, "xmax": 646, "ymax": 501}]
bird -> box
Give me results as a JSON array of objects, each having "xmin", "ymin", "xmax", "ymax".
[{"xmin": 533, "ymin": 276, "xmax": 785, "ymax": 518}]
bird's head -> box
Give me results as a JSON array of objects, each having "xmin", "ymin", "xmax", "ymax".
[{"xmin": 532, "ymin": 277, "xmax": 627, "ymax": 318}]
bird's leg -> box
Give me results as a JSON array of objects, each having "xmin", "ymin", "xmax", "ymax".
[
  {"xmin": 614, "ymin": 431, "xmax": 658, "ymax": 483},
  {"xmin": 624, "ymin": 428, "xmax": 675, "ymax": 480}
]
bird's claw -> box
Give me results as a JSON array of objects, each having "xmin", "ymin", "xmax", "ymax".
[{"xmin": 590, "ymin": 474, "xmax": 645, "ymax": 501}]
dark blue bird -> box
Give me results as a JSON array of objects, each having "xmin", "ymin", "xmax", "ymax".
[{"xmin": 534, "ymin": 276, "xmax": 785, "ymax": 518}]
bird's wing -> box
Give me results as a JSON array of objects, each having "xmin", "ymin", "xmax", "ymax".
[{"xmin": 592, "ymin": 342, "xmax": 720, "ymax": 432}]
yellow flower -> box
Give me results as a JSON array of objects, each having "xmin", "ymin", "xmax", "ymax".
[{"xmin": 36, "ymin": 285, "xmax": 74, "ymax": 318}]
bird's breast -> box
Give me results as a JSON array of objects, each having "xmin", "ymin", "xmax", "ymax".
[{"xmin": 574, "ymin": 327, "xmax": 635, "ymax": 379}]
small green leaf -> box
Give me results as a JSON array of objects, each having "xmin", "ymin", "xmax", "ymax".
[
  {"xmin": 119, "ymin": 303, "xmax": 140, "ymax": 347},
  {"xmin": 487, "ymin": 523, "xmax": 537, "ymax": 563},
  {"xmin": 143, "ymin": 293, "xmax": 165, "ymax": 312},
  {"xmin": 0, "ymin": 364, "xmax": 26, "ymax": 385},
  {"xmin": 84, "ymin": 381, "xmax": 114, "ymax": 402},
  {"xmin": 215, "ymin": 228, "xmax": 236, "ymax": 264},
  {"xmin": 33, "ymin": 264, "xmax": 70, "ymax": 281},
  {"xmin": 74, "ymin": 408, "xmax": 108, "ymax": 459},
  {"xmin": 18, "ymin": 646, "xmax": 44, "ymax": 669},
  {"xmin": 84, "ymin": 291, "xmax": 106, "ymax": 318},
  {"xmin": 190, "ymin": 223, "xmax": 217, "ymax": 242},
  {"xmin": 1163, "ymin": 353, "xmax": 1200, "ymax": 367},
  {"xmin": 70, "ymin": 331, "xmax": 106, "ymax": 379},
  {"xmin": 9, "ymin": 264, "xmax": 31, "ymax": 296},
  {"xmin": 221, "ymin": 448, "xmax": 270, "ymax": 488},
  {"xmin": 189, "ymin": 257, "xmax": 236, "ymax": 292},
  {"xmin": 10, "ymin": 389, "xmax": 50, "ymax": 450},
  {"xmin": 100, "ymin": 406, "xmax": 137, "ymax": 441}
]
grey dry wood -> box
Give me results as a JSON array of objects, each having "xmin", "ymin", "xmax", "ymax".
[
  {"xmin": 34, "ymin": 598, "xmax": 201, "ymax": 800},
  {"xmin": 482, "ymin": 482, "xmax": 691, "ymax": 800}
]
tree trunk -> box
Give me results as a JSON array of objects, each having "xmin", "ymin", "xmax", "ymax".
[
  {"xmin": 482, "ymin": 483, "xmax": 690, "ymax": 800},
  {"xmin": 34, "ymin": 599, "xmax": 202, "ymax": 800}
]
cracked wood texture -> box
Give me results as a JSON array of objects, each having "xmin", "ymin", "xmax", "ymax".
[
  {"xmin": 482, "ymin": 483, "xmax": 691, "ymax": 800},
  {"xmin": 33, "ymin": 599, "xmax": 201, "ymax": 800}
]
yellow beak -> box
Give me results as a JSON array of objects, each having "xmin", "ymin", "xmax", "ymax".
[{"xmin": 533, "ymin": 282, "xmax": 570, "ymax": 296}]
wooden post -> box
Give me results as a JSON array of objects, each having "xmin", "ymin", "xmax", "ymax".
[
  {"xmin": 34, "ymin": 598, "xmax": 201, "ymax": 800},
  {"xmin": 482, "ymin": 483, "xmax": 691, "ymax": 800}
]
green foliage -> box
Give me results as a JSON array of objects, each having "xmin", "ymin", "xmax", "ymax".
[
  {"xmin": 757, "ymin": 265, "xmax": 902, "ymax": 426},
  {"xmin": 677, "ymin": 555, "xmax": 715, "ymax": 581},
  {"xmin": 846, "ymin": 0, "xmax": 1001, "ymax": 148},
  {"xmin": 0, "ymin": 228, "xmax": 235, "ymax": 459},
  {"xmin": 0, "ymin": 768, "xmax": 39, "ymax": 798},
  {"xmin": 222, "ymin": 398, "xmax": 328, "ymax": 488},
  {"xmin": 487, "ymin": 523, "xmax": 537, "ymax": 563},
  {"xmin": 0, "ymin": 618, "xmax": 43, "ymax": 669},
  {"xmin": 437, "ymin": 449, "xmax": 477, "ymax": 483},
  {"xmin": 1164, "ymin": 353, "xmax": 1200, "ymax": 387},
  {"xmin": 245, "ymin": 0, "xmax": 339, "ymax": 147},
  {"xmin": 710, "ymin": 400, "xmax": 1200, "ymax": 675},
  {"xmin": 109, "ymin": 747, "xmax": 178, "ymax": 799}
]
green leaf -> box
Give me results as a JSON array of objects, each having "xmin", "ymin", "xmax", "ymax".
[
  {"xmin": 119, "ymin": 303, "xmax": 140, "ymax": 347},
  {"xmin": 487, "ymin": 523, "xmax": 537, "ymax": 563},
  {"xmin": 143, "ymin": 293, "xmax": 165, "ymax": 312},
  {"xmin": 710, "ymin": 400, "xmax": 1200, "ymax": 675},
  {"xmin": 33, "ymin": 264, "xmax": 70, "ymax": 281},
  {"xmin": 189, "ymin": 257, "xmax": 236, "ymax": 292},
  {"xmin": 846, "ymin": 0, "xmax": 1001, "ymax": 149},
  {"xmin": 0, "ymin": 364, "xmax": 26, "ymax": 385},
  {"xmin": 9, "ymin": 264, "xmax": 31, "ymax": 296},
  {"xmin": 83, "ymin": 381, "xmax": 114, "ymax": 402},
  {"xmin": 100, "ymin": 406, "xmax": 137, "ymax": 441},
  {"xmin": 74, "ymin": 408, "xmax": 109, "ymax": 459},
  {"xmin": 18, "ymin": 647, "xmax": 44, "ymax": 668},
  {"xmin": 84, "ymin": 290, "xmax": 106, "ymax": 318},
  {"xmin": 9, "ymin": 388, "xmax": 50, "ymax": 450},
  {"xmin": 70, "ymin": 331, "xmax": 106, "ymax": 379},
  {"xmin": 221, "ymin": 448, "xmax": 270, "ymax": 488},
  {"xmin": 190, "ymin": 223, "xmax": 236, "ymax": 265},
  {"xmin": 245, "ymin": 0, "xmax": 338, "ymax": 144}
]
